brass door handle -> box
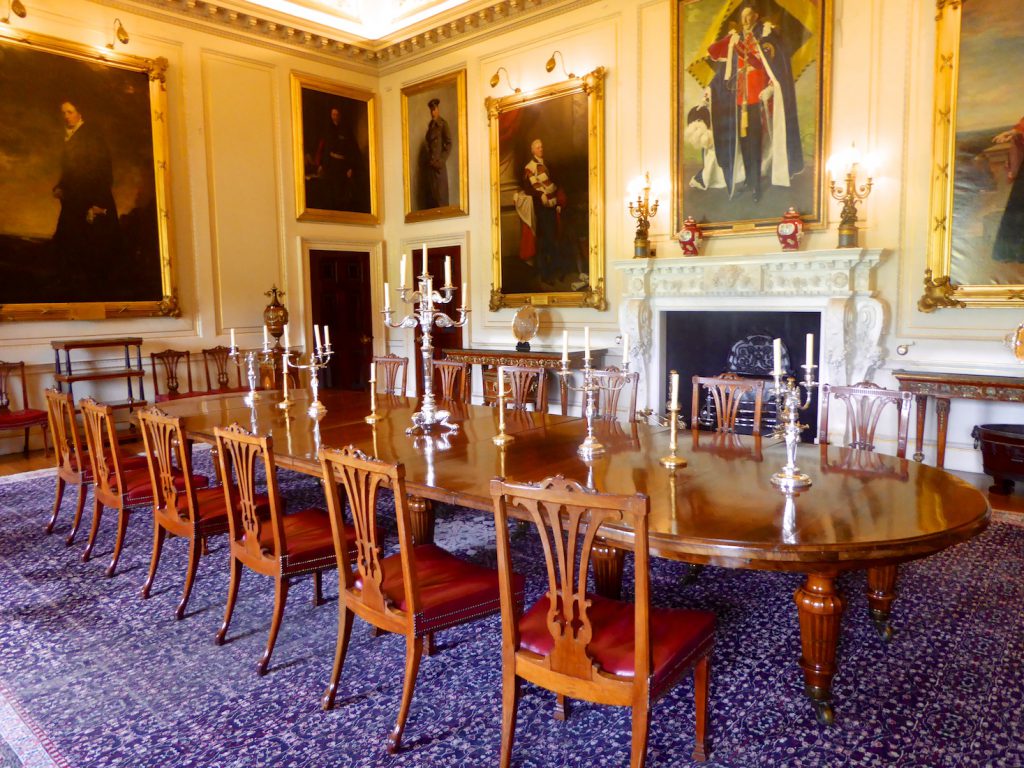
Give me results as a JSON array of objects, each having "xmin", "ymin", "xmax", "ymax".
[{"xmin": 359, "ymin": 335, "xmax": 371, "ymax": 345}]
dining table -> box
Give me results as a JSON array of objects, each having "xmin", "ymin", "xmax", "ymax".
[{"xmin": 154, "ymin": 388, "xmax": 991, "ymax": 725}]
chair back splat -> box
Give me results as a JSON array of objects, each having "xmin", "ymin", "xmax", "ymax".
[
  {"xmin": 692, "ymin": 373, "xmax": 765, "ymax": 435},
  {"xmin": 497, "ymin": 364, "xmax": 547, "ymax": 412},
  {"xmin": 373, "ymin": 355, "xmax": 408, "ymax": 396},
  {"xmin": 819, "ymin": 381, "xmax": 913, "ymax": 458}
]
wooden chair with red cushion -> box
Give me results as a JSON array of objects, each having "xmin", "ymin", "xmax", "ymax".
[
  {"xmin": 372, "ymin": 354, "xmax": 408, "ymax": 396},
  {"xmin": 0, "ymin": 361, "xmax": 49, "ymax": 457},
  {"xmin": 588, "ymin": 366, "xmax": 640, "ymax": 422},
  {"xmin": 497, "ymin": 364, "xmax": 547, "ymax": 412},
  {"xmin": 79, "ymin": 398, "xmax": 209, "ymax": 577},
  {"xmin": 490, "ymin": 475, "xmax": 716, "ymax": 767},
  {"xmin": 432, "ymin": 359, "xmax": 468, "ymax": 402},
  {"xmin": 319, "ymin": 445, "xmax": 521, "ymax": 753},
  {"xmin": 213, "ymin": 424, "xmax": 338, "ymax": 676},
  {"xmin": 818, "ymin": 381, "xmax": 913, "ymax": 458},
  {"xmin": 138, "ymin": 406, "xmax": 265, "ymax": 619},
  {"xmin": 691, "ymin": 373, "xmax": 765, "ymax": 434},
  {"xmin": 44, "ymin": 389, "xmax": 148, "ymax": 543},
  {"xmin": 151, "ymin": 349, "xmax": 199, "ymax": 402},
  {"xmin": 201, "ymin": 345, "xmax": 247, "ymax": 393}
]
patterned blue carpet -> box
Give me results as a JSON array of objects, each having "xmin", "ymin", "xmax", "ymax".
[{"xmin": 1, "ymin": 455, "xmax": 1023, "ymax": 768}]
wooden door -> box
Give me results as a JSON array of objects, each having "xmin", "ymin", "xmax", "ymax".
[
  {"xmin": 309, "ymin": 249, "xmax": 373, "ymax": 391},
  {"xmin": 412, "ymin": 244, "xmax": 464, "ymax": 396}
]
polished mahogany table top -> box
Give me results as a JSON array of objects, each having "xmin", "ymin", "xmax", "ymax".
[{"xmin": 157, "ymin": 390, "xmax": 990, "ymax": 573}]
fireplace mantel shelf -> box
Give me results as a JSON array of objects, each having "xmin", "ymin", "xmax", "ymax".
[{"xmin": 612, "ymin": 248, "xmax": 888, "ymax": 411}]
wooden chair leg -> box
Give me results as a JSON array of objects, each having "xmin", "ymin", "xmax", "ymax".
[
  {"xmin": 499, "ymin": 670, "xmax": 521, "ymax": 768},
  {"xmin": 47, "ymin": 477, "xmax": 66, "ymax": 534},
  {"xmin": 554, "ymin": 694, "xmax": 571, "ymax": 721},
  {"xmin": 312, "ymin": 570, "xmax": 324, "ymax": 607},
  {"xmin": 691, "ymin": 654, "xmax": 711, "ymax": 762},
  {"xmin": 322, "ymin": 599, "xmax": 355, "ymax": 711},
  {"xmin": 141, "ymin": 524, "xmax": 167, "ymax": 598},
  {"xmin": 258, "ymin": 577, "xmax": 290, "ymax": 676},
  {"xmin": 106, "ymin": 507, "xmax": 131, "ymax": 577},
  {"xmin": 82, "ymin": 498, "xmax": 103, "ymax": 562},
  {"xmin": 201, "ymin": 536, "xmax": 210, "ymax": 556},
  {"xmin": 387, "ymin": 635, "xmax": 424, "ymax": 754},
  {"xmin": 66, "ymin": 485, "xmax": 88, "ymax": 546},
  {"xmin": 424, "ymin": 632, "xmax": 436, "ymax": 656},
  {"xmin": 40, "ymin": 424, "xmax": 48, "ymax": 457},
  {"xmin": 629, "ymin": 696, "xmax": 651, "ymax": 768},
  {"xmin": 176, "ymin": 535, "xmax": 202, "ymax": 620},
  {"xmin": 216, "ymin": 556, "xmax": 243, "ymax": 646},
  {"xmin": 371, "ymin": 626, "xmax": 387, "ymax": 638},
  {"xmin": 22, "ymin": 427, "xmax": 29, "ymax": 456}
]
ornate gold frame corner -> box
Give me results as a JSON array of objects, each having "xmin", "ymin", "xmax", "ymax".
[
  {"xmin": 290, "ymin": 72, "xmax": 380, "ymax": 225},
  {"xmin": 401, "ymin": 69, "xmax": 469, "ymax": 223},
  {"xmin": 487, "ymin": 67, "xmax": 606, "ymax": 311},
  {"xmin": 0, "ymin": 29, "xmax": 177, "ymax": 322}
]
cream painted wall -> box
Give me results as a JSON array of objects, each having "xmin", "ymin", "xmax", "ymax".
[{"xmin": 2, "ymin": 0, "xmax": 1022, "ymax": 471}]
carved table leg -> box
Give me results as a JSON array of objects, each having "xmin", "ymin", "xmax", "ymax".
[
  {"xmin": 866, "ymin": 565, "xmax": 898, "ymax": 642},
  {"xmin": 935, "ymin": 397, "xmax": 951, "ymax": 469},
  {"xmin": 408, "ymin": 496, "xmax": 435, "ymax": 545},
  {"xmin": 591, "ymin": 537, "xmax": 625, "ymax": 600},
  {"xmin": 913, "ymin": 394, "xmax": 927, "ymax": 463},
  {"xmin": 794, "ymin": 572, "xmax": 845, "ymax": 726}
]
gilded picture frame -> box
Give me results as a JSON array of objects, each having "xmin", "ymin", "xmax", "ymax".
[
  {"xmin": 291, "ymin": 73, "xmax": 379, "ymax": 225},
  {"xmin": 486, "ymin": 67, "xmax": 606, "ymax": 311},
  {"xmin": 919, "ymin": 0, "xmax": 1024, "ymax": 311},
  {"xmin": 0, "ymin": 27, "xmax": 177, "ymax": 322},
  {"xmin": 671, "ymin": 0, "xmax": 832, "ymax": 236},
  {"xmin": 401, "ymin": 69, "xmax": 469, "ymax": 223}
]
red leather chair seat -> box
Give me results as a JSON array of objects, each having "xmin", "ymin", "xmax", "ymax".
[
  {"xmin": 0, "ymin": 408, "xmax": 48, "ymax": 428},
  {"xmin": 358, "ymin": 543, "xmax": 524, "ymax": 636},
  {"xmin": 73, "ymin": 452, "xmax": 149, "ymax": 476},
  {"xmin": 176, "ymin": 487, "xmax": 270, "ymax": 525},
  {"xmin": 253, "ymin": 507, "xmax": 347, "ymax": 574},
  {"xmin": 123, "ymin": 468, "xmax": 210, "ymax": 505},
  {"xmin": 518, "ymin": 594, "xmax": 715, "ymax": 695}
]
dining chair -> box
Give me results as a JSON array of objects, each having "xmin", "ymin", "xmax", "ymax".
[
  {"xmin": 213, "ymin": 423, "xmax": 338, "ymax": 676},
  {"xmin": 201, "ymin": 345, "xmax": 246, "ymax": 393},
  {"xmin": 373, "ymin": 354, "xmax": 408, "ymax": 396},
  {"xmin": 586, "ymin": 366, "xmax": 639, "ymax": 422},
  {"xmin": 151, "ymin": 349, "xmax": 198, "ymax": 402},
  {"xmin": 319, "ymin": 445, "xmax": 519, "ymax": 753},
  {"xmin": 138, "ymin": 406, "xmax": 263, "ymax": 619},
  {"xmin": 818, "ymin": 381, "xmax": 913, "ymax": 458},
  {"xmin": 79, "ymin": 397, "xmax": 209, "ymax": 577},
  {"xmin": 432, "ymin": 359, "xmax": 468, "ymax": 402},
  {"xmin": 0, "ymin": 361, "xmax": 49, "ymax": 456},
  {"xmin": 490, "ymin": 475, "xmax": 716, "ymax": 766},
  {"xmin": 497, "ymin": 364, "xmax": 547, "ymax": 412},
  {"xmin": 691, "ymin": 373, "xmax": 766, "ymax": 434}
]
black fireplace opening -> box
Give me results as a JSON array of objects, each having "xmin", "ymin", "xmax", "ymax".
[{"xmin": 665, "ymin": 310, "xmax": 821, "ymax": 441}]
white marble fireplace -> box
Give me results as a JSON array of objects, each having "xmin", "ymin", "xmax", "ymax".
[{"xmin": 613, "ymin": 248, "xmax": 887, "ymax": 413}]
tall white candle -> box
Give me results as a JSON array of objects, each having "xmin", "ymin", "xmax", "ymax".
[
  {"xmin": 230, "ymin": 328, "xmax": 236, "ymax": 349},
  {"xmin": 324, "ymin": 325, "xmax": 330, "ymax": 348},
  {"xmin": 263, "ymin": 325, "xmax": 269, "ymax": 348},
  {"xmin": 369, "ymin": 361, "xmax": 376, "ymax": 383},
  {"xmin": 422, "ymin": 244, "xmax": 428, "ymax": 276},
  {"xmin": 584, "ymin": 326, "xmax": 591, "ymax": 359},
  {"xmin": 622, "ymin": 332, "xmax": 630, "ymax": 357},
  {"xmin": 314, "ymin": 324, "xmax": 322, "ymax": 352},
  {"xmin": 444, "ymin": 256, "xmax": 452, "ymax": 287},
  {"xmin": 461, "ymin": 282, "xmax": 468, "ymax": 310},
  {"xmin": 806, "ymin": 333, "xmax": 814, "ymax": 366},
  {"xmin": 399, "ymin": 254, "xmax": 407, "ymax": 288},
  {"xmin": 283, "ymin": 323, "xmax": 290, "ymax": 350},
  {"xmin": 562, "ymin": 330, "xmax": 569, "ymax": 363},
  {"xmin": 773, "ymin": 338, "xmax": 782, "ymax": 375},
  {"xmin": 384, "ymin": 282, "xmax": 391, "ymax": 311},
  {"xmin": 670, "ymin": 371, "xmax": 679, "ymax": 411},
  {"xmin": 282, "ymin": 351, "xmax": 289, "ymax": 397}
]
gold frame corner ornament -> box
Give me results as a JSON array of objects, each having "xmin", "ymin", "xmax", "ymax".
[
  {"xmin": 400, "ymin": 69, "xmax": 469, "ymax": 223},
  {"xmin": 487, "ymin": 67, "xmax": 606, "ymax": 311},
  {"xmin": 0, "ymin": 28, "xmax": 177, "ymax": 322},
  {"xmin": 917, "ymin": 268, "xmax": 965, "ymax": 313},
  {"xmin": 290, "ymin": 72, "xmax": 380, "ymax": 225}
]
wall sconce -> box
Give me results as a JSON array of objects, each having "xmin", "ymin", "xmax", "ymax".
[
  {"xmin": 107, "ymin": 18, "xmax": 130, "ymax": 49},
  {"xmin": 489, "ymin": 66, "xmax": 520, "ymax": 94},
  {"xmin": 628, "ymin": 171, "xmax": 659, "ymax": 259},
  {"xmin": 545, "ymin": 50, "xmax": 576, "ymax": 79},
  {"xmin": 1, "ymin": 0, "xmax": 27, "ymax": 24},
  {"xmin": 828, "ymin": 143, "xmax": 873, "ymax": 248}
]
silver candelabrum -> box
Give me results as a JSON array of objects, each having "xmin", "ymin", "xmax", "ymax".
[
  {"xmin": 229, "ymin": 345, "xmax": 274, "ymax": 407},
  {"xmin": 557, "ymin": 356, "xmax": 608, "ymax": 460},
  {"xmin": 284, "ymin": 343, "xmax": 333, "ymax": 417},
  {"xmin": 383, "ymin": 272, "xmax": 468, "ymax": 435},
  {"xmin": 770, "ymin": 365, "xmax": 819, "ymax": 490}
]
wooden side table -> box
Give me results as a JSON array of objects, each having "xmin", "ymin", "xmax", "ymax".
[
  {"xmin": 442, "ymin": 347, "xmax": 606, "ymax": 413},
  {"xmin": 892, "ymin": 369, "xmax": 1024, "ymax": 467}
]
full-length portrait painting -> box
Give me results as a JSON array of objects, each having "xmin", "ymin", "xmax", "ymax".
[
  {"xmin": 401, "ymin": 70, "xmax": 468, "ymax": 223},
  {"xmin": 291, "ymin": 74, "xmax": 378, "ymax": 225},
  {"xmin": 673, "ymin": 0, "xmax": 831, "ymax": 235},
  {"xmin": 922, "ymin": 0, "xmax": 1024, "ymax": 309},
  {"xmin": 487, "ymin": 68, "xmax": 606, "ymax": 311},
  {"xmin": 0, "ymin": 29, "xmax": 175, "ymax": 321}
]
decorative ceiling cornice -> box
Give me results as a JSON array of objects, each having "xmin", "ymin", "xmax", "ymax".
[{"xmin": 99, "ymin": 0, "xmax": 595, "ymax": 72}]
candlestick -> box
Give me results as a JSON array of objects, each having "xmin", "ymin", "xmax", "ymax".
[
  {"xmin": 277, "ymin": 346, "xmax": 293, "ymax": 410},
  {"xmin": 365, "ymin": 362, "xmax": 381, "ymax": 423},
  {"xmin": 769, "ymin": 364, "xmax": 819, "ymax": 490},
  {"xmin": 562, "ymin": 330, "xmax": 569, "ymax": 363},
  {"xmin": 773, "ymin": 337, "xmax": 782, "ymax": 375},
  {"xmin": 493, "ymin": 368, "xmax": 515, "ymax": 445},
  {"xmin": 384, "ymin": 282, "xmax": 391, "ymax": 312},
  {"xmin": 660, "ymin": 369, "xmax": 687, "ymax": 469},
  {"xmin": 400, "ymin": 254, "xmax": 407, "ymax": 288},
  {"xmin": 444, "ymin": 256, "xmax": 452, "ymax": 287},
  {"xmin": 283, "ymin": 335, "xmax": 333, "ymax": 417},
  {"xmin": 557, "ymin": 355, "xmax": 605, "ymax": 458},
  {"xmin": 806, "ymin": 333, "xmax": 814, "ymax": 366}
]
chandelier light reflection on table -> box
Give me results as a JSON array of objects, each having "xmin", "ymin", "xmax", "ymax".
[{"xmin": 383, "ymin": 245, "xmax": 469, "ymax": 435}]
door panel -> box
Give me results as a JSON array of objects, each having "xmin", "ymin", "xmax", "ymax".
[{"xmin": 310, "ymin": 249, "xmax": 373, "ymax": 391}]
